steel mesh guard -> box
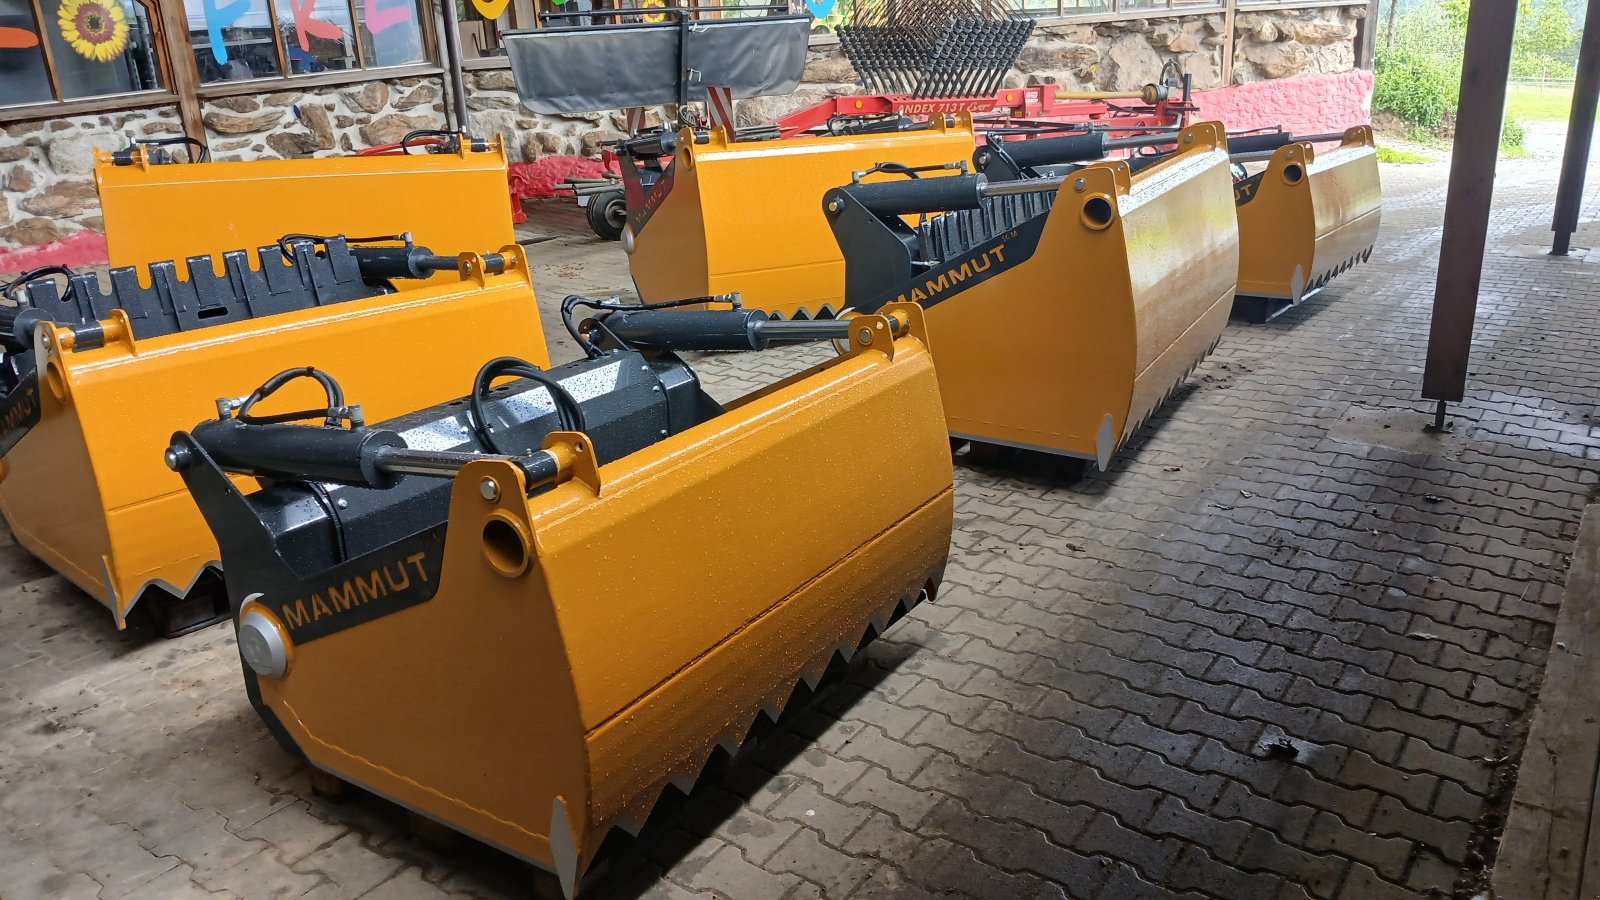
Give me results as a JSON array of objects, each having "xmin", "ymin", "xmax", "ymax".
[{"xmin": 836, "ymin": 0, "xmax": 1033, "ymax": 97}]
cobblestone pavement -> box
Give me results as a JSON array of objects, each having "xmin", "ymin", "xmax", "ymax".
[{"xmin": 2, "ymin": 140, "xmax": 1597, "ymax": 900}]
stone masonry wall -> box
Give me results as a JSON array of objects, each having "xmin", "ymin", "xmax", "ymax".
[
  {"xmin": 460, "ymin": 68, "xmax": 662, "ymax": 160},
  {"xmin": 0, "ymin": 3, "xmax": 1366, "ymax": 257},
  {"xmin": 199, "ymin": 75, "xmax": 448, "ymax": 160},
  {"xmin": 739, "ymin": 5, "xmax": 1364, "ymax": 131},
  {"xmin": 1, "ymin": 106, "xmax": 183, "ymax": 247}
]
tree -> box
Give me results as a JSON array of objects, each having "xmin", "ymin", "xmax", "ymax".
[{"xmin": 1519, "ymin": 0, "xmax": 1576, "ymax": 58}]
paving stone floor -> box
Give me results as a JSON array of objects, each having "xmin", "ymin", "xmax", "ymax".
[{"xmin": 2, "ymin": 140, "xmax": 1598, "ymax": 900}]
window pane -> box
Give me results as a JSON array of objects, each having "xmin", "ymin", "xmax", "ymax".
[
  {"xmin": 184, "ymin": 0, "xmax": 283, "ymax": 82},
  {"xmin": 455, "ymin": 0, "xmax": 506, "ymax": 61},
  {"xmin": 0, "ymin": 0, "xmax": 54, "ymax": 104},
  {"xmin": 357, "ymin": 0, "xmax": 424, "ymax": 67},
  {"xmin": 279, "ymin": 0, "xmax": 357, "ymax": 74},
  {"xmin": 44, "ymin": 0, "xmax": 164, "ymax": 98}
]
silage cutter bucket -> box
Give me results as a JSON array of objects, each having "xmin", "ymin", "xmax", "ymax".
[
  {"xmin": 1232, "ymin": 125, "xmax": 1381, "ymax": 321},
  {"xmin": 94, "ymin": 134, "xmax": 525, "ymax": 291},
  {"xmin": 824, "ymin": 121, "xmax": 1241, "ymax": 469},
  {"xmin": 621, "ymin": 115, "xmax": 978, "ymax": 317},
  {"xmin": 0, "ymin": 239, "xmax": 548, "ymax": 635},
  {"xmin": 168, "ymin": 302, "xmax": 953, "ymax": 895}
]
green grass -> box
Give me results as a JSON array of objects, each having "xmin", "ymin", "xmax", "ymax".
[
  {"xmin": 1506, "ymin": 83, "xmax": 1589, "ymax": 122},
  {"xmin": 1376, "ymin": 146, "xmax": 1430, "ymax": 164}
]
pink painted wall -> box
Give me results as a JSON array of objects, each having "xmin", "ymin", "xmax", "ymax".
[
  {"xmin": 1193, "ymin": 69, "xmax": 1375, "ymax": 135},
  {"xmin": 0, "ymin": 230, "xmax": 109, "ymax": 275}
]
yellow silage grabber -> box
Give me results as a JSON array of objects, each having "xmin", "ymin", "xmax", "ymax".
[
  {"xmin": 824, "ymin": 120, "xmax": 1241, "ymax": 470},
  {"xmin": 975, "ymin": 123, "xmax": 1382, "ymax": 322},
  {"xmin": 167, "ymin": 298, "xmax": 953, "ymax": 896},
  {"xmin": 1229, "ymin": 125, "xmax": 1381, "ymax": 321},
  {"xmin": 94, "ymin": 133, "xmax": 522, "ymax": 287},
  {"xmin": 0, "ymin": 236, "xmax": 547, "ymax": 636},
  {"xmin": 618, "ymin": 116, "xmax": 977, "ymax": 317}
]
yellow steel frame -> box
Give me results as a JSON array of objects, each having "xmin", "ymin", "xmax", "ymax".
[
  {"xmin": 239, "ymin": 305, "xmax": 954, "ymax": 894},
  {"xmin": 624, "ymin": 118, "xmax": 977, "ymax": 317},
  {"xmin": 95, "ymin": 139, "xmax": 524, "ymax": 290},
  {"xmin": 0, "ymin": 250, "xmax": 549, "ymax": 626},
  {"xmin": 910, "ymin": 121, "xmax": 1240, "ymax": 467},
  {"xmin": 1235, "ymin": 125, "xmax": 1382, "ymax": 303}
]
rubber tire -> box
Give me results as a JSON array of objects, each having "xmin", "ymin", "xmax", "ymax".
[{"xmin": 586, "ymin": 190, "xmax": 627, "ymax": 241}]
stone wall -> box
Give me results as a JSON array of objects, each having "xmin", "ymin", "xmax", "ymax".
[
  {"xmin": 1, "ymin": 105, "xmax": 182, "ymax": 247},
  {"xmin": 459, "ymin": 69, "xmax": 657, "ymax": 161},
  {"xmin": 739, "ymin": 5, "xmax": 1364, "ymax": 127},
  {"xmin": 1232, "ymin": 5, "xmax": 1363, "ymax": 83},
  {"xmin": 0, "ymin": 3, "xmax": 1368, "ymax": 258},
  {"xmin": 199, "ymin": 75, "xmax": 448, "ymax": 160}
]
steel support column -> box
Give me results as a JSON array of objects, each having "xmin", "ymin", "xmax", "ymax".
[
  {"xmin": 1355, "ymin": 0, "xmax": 1380, "ymax": 69},
  {"xmin": 1553, "ymin": 0, "xmax": 1600, "ymax": 256},
  {"xmin": 1420, "ymin": 0, "xmax": 1519, "ymax": 414},
  {"xmin": 439, "ymin": 0, "xmax": 472, "ymax": 132}
]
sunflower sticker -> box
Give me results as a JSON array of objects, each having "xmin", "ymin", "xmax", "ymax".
[{"xmin": 58, "ymin": 0, "xmax": 128, "ymax": 62}]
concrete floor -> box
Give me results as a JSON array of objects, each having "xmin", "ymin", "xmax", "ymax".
[{"xmin": 2, "ymin": 131, "xmax": 1598, "ymax": 900}]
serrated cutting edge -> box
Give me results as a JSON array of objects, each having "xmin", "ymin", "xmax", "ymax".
[
  {"xmin": 579, "ymin": 570, "xmax": 939, "ymax": 874},
  {"xmin": 766, "ymin": 305, "xmax": 842, "ymax": 322}
]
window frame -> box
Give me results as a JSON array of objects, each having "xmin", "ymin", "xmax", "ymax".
[
  {"xmin": 186, "ymin": 0, "xmax": 443, "ymax": 96},
  {"xmin": 0, "ymin": 0, "xmax": 180, "ymax": 120}
]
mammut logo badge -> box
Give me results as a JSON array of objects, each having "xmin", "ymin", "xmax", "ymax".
[
  {"xmin": 895, "ymin": 243, "xmax": 1009, "ymax": 306},
  {"xmin": 0, "ymin": 390, "xmax": 38, "ymax": 434},
  {"xmin": 277, "ymin": 551, "xmax": 430, "ymax": 632}
]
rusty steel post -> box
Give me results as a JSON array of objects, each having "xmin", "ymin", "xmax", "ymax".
[
  {"xmin": 1552, "ymin": 0, "xmax": 1600, "ymax": 256},
  {"xmin": 1420, "ymin": 0, "xmax": 1519, "ymax": 415}
]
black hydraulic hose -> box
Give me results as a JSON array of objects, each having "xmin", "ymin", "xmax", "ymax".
[
  {"xmin": 275, "ymin": 232, "xmax": 409, "ymax": 264},
  {"xmin": 470, "ymin": 357, "xmax": 587, "ymax": 455},
  {"xmin": 235, "ymin": 366, "xmax": 353, "ymax": 427},
  {"xmin": 2, "ymin": 265, "xmax": 76, "ymax": 304}
]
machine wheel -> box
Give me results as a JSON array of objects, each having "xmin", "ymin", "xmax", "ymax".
[{"xmin": 586, "ymin": 190, "xmax": 627, "ymax": 241}]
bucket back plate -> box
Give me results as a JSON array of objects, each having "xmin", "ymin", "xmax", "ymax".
[
  {"xmin": 1235, "ymin": 126, "xmax": 1381, "ymax": 302},
  {"xmin": 627, "ymin": 120, "xmax": 976, "ymax": 317},
  {"xmin": 845, "ymin": 123, "xmax": 1239, "ymax": 464},
  {"xmin": 0, "ymin": 257, "xmax": 547, "ymax": 622},
  {"xmin": 95, "ymin": 145, "xmax": 518, "ymax": 288},
  {"xmin": 247, "ymin": 319, "xmax": 954, "ymax": 890}
]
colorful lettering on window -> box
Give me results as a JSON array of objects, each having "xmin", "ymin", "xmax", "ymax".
[
  {"xmin": 285, "ymin": 0, "xmax": 343, "ymax": 50},
  {"xmin": 201, "ymin": 0, "xmax": 250, "ymax": 63},
  {"xmin": 0, "ymin": 25, "xmax": 41, "ymax": 48},
  {"xmin": 364, "ymin": 0, "xmax": 414, "ymax": 33},
  {"xmin": 469, "ymin": 0, "xmax": 509, "ymax": 19}
]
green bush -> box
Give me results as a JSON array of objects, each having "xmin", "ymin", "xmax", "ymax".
[
  {"xmin": 1501, "ymin": 115, "xmax": 1527, "ymax": 151},
  {"xmin": 1511, "ymin": 53, "xmax": 1576, "ymax": 80},
  {"xmin": 1374, "ymin": 48, "xmax": 1456, "ymax": 128}
]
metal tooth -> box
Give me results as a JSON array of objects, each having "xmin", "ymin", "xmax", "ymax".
[{"xmin": 582, "ymin": 573, "xmax": 940, "ymax": 857}]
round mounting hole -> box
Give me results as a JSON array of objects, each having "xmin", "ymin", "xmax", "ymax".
[
  {"xmin": 482, "ymin": 514, "xmax": 530, "ymax": 578},
  {"xmin": 1282, "ymin": 163, "xmax": 1304, "ymax": 185},
  {"xmin": 1081, "ymin": 195, "xmax": 1115, "ymax": 231},
  {"xmin": 44, "ymin": 358, "xmax": 66, "ymax": 400}
]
